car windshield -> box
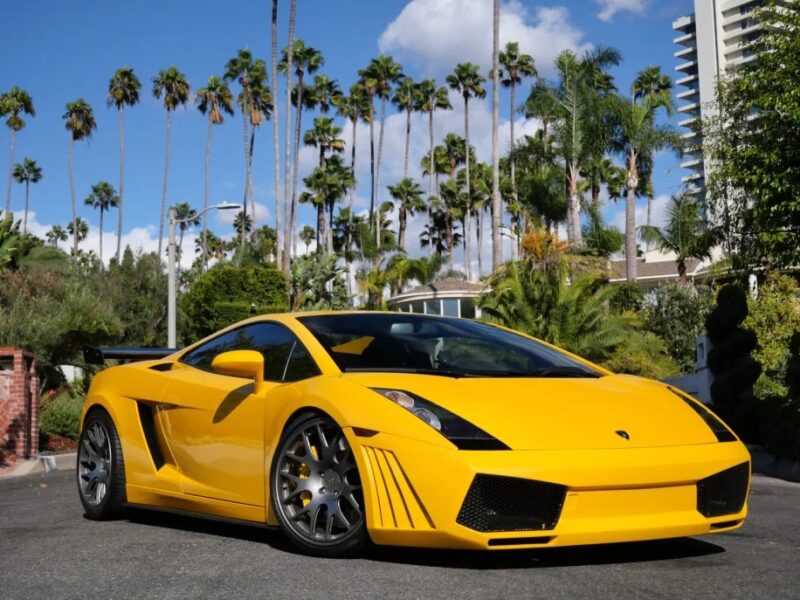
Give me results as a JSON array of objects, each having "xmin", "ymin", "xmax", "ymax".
[{"xmin": 298, "ymin": 314, "xmax": 601, "ymax": 378}]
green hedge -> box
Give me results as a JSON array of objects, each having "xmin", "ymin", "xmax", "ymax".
[{"xmin": 39, "ymin": 391, "xmax": 84, "ymax": 441}]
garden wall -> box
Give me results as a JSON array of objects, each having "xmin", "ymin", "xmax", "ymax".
[{"xmin": 0, "ymin": 347, "xmax": 39, "ymax": 462}]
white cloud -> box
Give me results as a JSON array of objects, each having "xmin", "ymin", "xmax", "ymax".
[
  {"xmin": 611, "ymin": 193, "xmax": 671, "ymax": 235},
  {"xmin": 378, "ymin": 0, "xmax": 588, "ymax": 76},
  {"xmin": 595, "ymin": 0, "xmax": 648, "ymax": 22}
]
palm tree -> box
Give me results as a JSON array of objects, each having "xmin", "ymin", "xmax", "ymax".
[
  {"xmin": 46, "ymin": 225, "xmax": 68, "ymax": 249},
  {"xmin": 499, "ymin": 43, "xmax": 536, "ymax": 204},
  {"xmin": 1, "ymin": 87, "xmax": 35, "ymax": 213},
  {"xmin": 66, "ymin": 218, "xmax": 88, "ymax": 249},
  {"xmin": 281, "ymin": 0, "xmax": 298, "ymax": 270},
  {"xmin": 388, "ymin": 178, "xmax": 425, "ymax": 251},
  {"xmin": 12, "ymin": 158, "xmax": 42, "ymax": 235},
  {"xmin": 196, "ymin": 230, "xmax": 226, "ymax": 263},
  {"xmin": 196, "ymin": 75, "xmax": 234, "ymax": 269},
  {"xmin": 271, "ymin": 0, "xmax": 283, "ymax": 272},
  {"xmin": 280, "ymin": 40, "xmax": 323, "ymax": 260},
  {"xmin": 613, "ymin": 93, "xmax": 676, "ymax": 281},
  {"xmin": 438, "ymin": 179, "xmax": 465, "ymax": 271},
  {"xmin": 300, "ymin": 156, "xmax": 352, "ymax": 253},
  {"xmin": 299, "ymin": 224, "xmax": 315, "ymax": 254},
  {"xmin": 416, "ymin": 80, "xmax": 452, "ymax": 199},
  {"xmin": 304, "ymin": 117, "xmax": 345, "ymax": 252},
  {"xmin": 173, "ymin": 202, "xmax": 200, "ymax": 265},
  {"xmin": 360, "ymin": 55, "xmax": 403, "ymax": 245},
  {"xmin": 392, "ymin": 76, "xmax": 419, "ymax": 179},
  {"xmin": 107, "ymin": 67, "xmax": 141, "ymax": 262},
  {"xmin": 491, "ymin": 0, "xmax": 502, "ymax": 270},
  {"xmin": 631, "ymin": 65, "xmax": 673, "ymax": 233},
  {"xmin": 639, "ymin": 192, "xmax": 719, "ymax": 282},
  {"xmin": 63, "ymin": 99, "xmax": 97, "ymax": 256},
  {"xmin": 233, "ymin": 211, "xmax": 253, "ymax": 237},
  {"xmin": 308, "ymin": 74, "xmax": 342, "ymax": 113},
  {"xmin": 84, "ymin": 181, "xmax": 119, "ymax": 264},
  {"xmin": 152, "ymin": 67, "xmax": 191, "ymax": 258}
]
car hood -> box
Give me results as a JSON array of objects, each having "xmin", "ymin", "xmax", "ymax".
[{"xmin": 343, "ymin": 372, "xmax": 720, "ymax": 450}]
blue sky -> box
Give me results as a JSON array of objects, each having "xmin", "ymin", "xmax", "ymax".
[{"xmin": 0, "ymin": 0, "xmax": 691, "ymax": 265}]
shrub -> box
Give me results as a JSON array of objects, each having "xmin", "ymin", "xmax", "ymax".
[
  {"xmin": 39, "ymin": 390, "xmax": 84, "ymax": 442},
  {"xmin": 610, "ymin": 282, "xmax": 645, "ymax": 313},
  {"xmin": 601, "ymin": 330, "xmax": 680, "ymax": 380}
]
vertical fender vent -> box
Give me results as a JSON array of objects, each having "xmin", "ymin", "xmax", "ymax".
[
  {"xmin": 456, "ymin": 474, "xmax": 567, "ymax": 532},
  {"xmin": 137, "ymin": 402, "xmax": 166, "ymax": 470},
  {"xmin": 697, "ymin": 462, "xmax": 749, "ymax": 518}
]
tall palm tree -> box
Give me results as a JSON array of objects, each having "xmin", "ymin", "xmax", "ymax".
[
  {"xmin": 196, "ymin": 75, "xmax": 234, "ymax": 269},
  {"xmin": 631, "ymin": 65, "xmax": 673, "ymax": 233},
  {"xmin": 63, "ymin": 98, "xmax": 97, "ymax": 256},
  {"xmin": 279, "ymin": 40, "xmax": 323, "ymax": 259},
  {"xmin": 12, "ymin": 158, "xmax": 42, "ymax": 235},
  {"xmin": 491, "ymin": 0, "xmax": 502, "ymax": 270},
  {"xmin": 308, "ymin": 74, "xmax": 341, "ymax": 113},
  {"xmin": 639, "ymin": 192, "xmax": 719, "ymax": 282},
  {"xmin": 107, "ymin": 67, "xmax": 141, "ymax": 262},
  {"xmin": 233, "ymin": 211, "xmax": 253, "ymax": 238},
  {"xmin": 281, "ymin": 0, "xmax": 298, "ymax": 270},
  {"xmin": 360, "ymin": 55, "xmax": 403, "ymax": 245},
  {"xmin": 152, "ymin": 66, "xmax": 190, "ymax": 258},
  {"xmin": 84, "ymin": 181, "xmax": 119, "ymax": 264},
  {"xmin": 304, "ymin": 117, "xmax": 345, "ymax": 251},
  {"xmin": 173, "ymin": 202, "xmax": 200, "ymax": 265},
  {"xmin": 499, "ymin": 43, "xmax": 536, "ymax": 204},
  {"xmin": 299, "ymin": 224, "xmax": 315, "ymax": 254},
  {"xmin": 300, "ymin": 157, "xmax": 352, "ymax": 252},
  {"xmin": 613, "ymin": 93, "xmax": 676, "ymax": 281},
  {"xmin": 1, "ymin": 87, "xmax": 35, "ymax": 213},
  {"xmin": 66, "ymin": 217, "xmax": 89, "ymax": 249},
  {"xmin": 271, "ymin": 0, "xmax": 283, "ymax": 272},
  {"xmin": 392, "ymin": 76, "xmax": 419, "ymax": 179},
  {"xmin": 46, "ymin": 225, "xmax": 68, "ymax": 249},
  {"xmin": 388, "ymin": 177, "xmax": 425, "ymax": 251}
]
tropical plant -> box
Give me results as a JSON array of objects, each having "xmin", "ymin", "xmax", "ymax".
[
  {"xmin": 392, "ymin": 76, "xmax": 419, "ymax": 179},
  {"xmin": 1, "ymin": 87, "xmax": 35, "ymax": 213},
  {"xmin": 290, "ymin": 253, "xmax": 350, "ymax": 311},
  {"xmin": 491, "ymin": 0, "xmax": 501, "ymax": 271},
  {"xmin": 0, "ymin": 211, "xmax": 20, "ymax": 270},
  {"xmin": 416, "ymin": 79, "xmax": 452, "ymax": 204},
  {"xmin": 152, "ymin": 66, "xmax": 191, "ymax": 258},
  {"xmin": 196, "ymin": 75, "xmax": 234, "ymax": 269},
  {"xmin": 388, "ymin": 178, "xmax": 425, "ymax": 252},
  {"xmin": 67, "ymin": 218, "xmax": 89, "ymax": 246},
  {"xmin": 107, "ymin": 67, "xmax": 141, "ymax": 262},
  {"xmin": 46, "ymin": 225, "xmax": 68, "ymax": 249},
  {"xmin": 63, "ymin": 99, "xmax": 96, "ymax": 256},
  {"xmin": 12, "ymin": 158, "xmax": 42, "ymax": 235},
  {"xmin": 299, "ymin": 156, "xmax": 353, "ymax": 253},
  {"xmin": 173, "ymin": 202, "xmax": 200, "ymax": 264},
  {"xmin": 270, "ymin": 0, "xmax": 283, "ymax": 272},
  {"xmin": 233, "ymin": 211, "xmax": 253, "ymax": 237},
  {"xmin": 299, "ymin": 224, "xmax": 315, "ymax": 253},
  {"xmin": 84, "ymin": 181, "xmax": 119, "ymax": 264}
]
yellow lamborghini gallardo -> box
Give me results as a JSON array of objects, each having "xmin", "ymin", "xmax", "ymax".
[{"xmin": 77, "ymin": 312, "xmax": 750, "ymax": 557}]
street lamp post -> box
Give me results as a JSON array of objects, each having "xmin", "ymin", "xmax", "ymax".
[{"xmin": 168, "ymin": 202, "xmax": 240, "ymax": 348}]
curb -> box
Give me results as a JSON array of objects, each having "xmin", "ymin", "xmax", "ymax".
[
  {"xmin": 748, "ymin": 445, "xmax": 800, "ymax": 483},
  {"xmin": 0, "ymin": 452, "xmax": 76, "ymax": 481}
]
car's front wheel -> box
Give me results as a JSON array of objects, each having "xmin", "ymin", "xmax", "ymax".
[
  {"xmin": 77, "ymin": 408, "xmax": 126, "ymax": 519},
  {"xmin": 271, "ymin": 413, "xmax": 366, "ymax": 557}
]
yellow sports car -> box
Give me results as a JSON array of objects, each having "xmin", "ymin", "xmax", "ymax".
[{"xmin": 78, "ymin": 312, "xmax": 750, "ymax": 557}]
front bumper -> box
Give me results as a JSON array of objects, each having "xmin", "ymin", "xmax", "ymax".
[{"xmin": 350, "ymin": 431, "xmax": 750, "ymax": 550}]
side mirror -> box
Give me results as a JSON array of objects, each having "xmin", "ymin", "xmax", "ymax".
[{"xmin": 211, "ymin": 350, "xmax": 265, "ymax": 392}]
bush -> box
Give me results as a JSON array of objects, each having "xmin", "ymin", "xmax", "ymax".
[
  {"xmin": 610, "ymin": 282, "xmax": 645, "ymax": 313},
  {"xmin": 39, "ymin": 390, "xmax": 84, "ymax": 442},
  {"xmin": 601, "ymin": 330, "xmax": 680, "ymax": 380}
]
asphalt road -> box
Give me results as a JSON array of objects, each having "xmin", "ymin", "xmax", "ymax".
[{"xmin": 1, "ymin": 471, "xmax": 798, "ymax": 600}]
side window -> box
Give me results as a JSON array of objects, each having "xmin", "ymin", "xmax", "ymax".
[
  {"xmin": 283, "ymin": 341, "xmax": 321, "ymax": 382},
  {"xmin": 180, "ymin": 322, "xmax": 299, "ymax": 382}
]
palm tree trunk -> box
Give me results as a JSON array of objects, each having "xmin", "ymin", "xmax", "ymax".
[
  {"xmin": 569, "ymin": 164, "xmax": 582, "ymax": 246},
  {"xmin": 99, "ymin": 208, "xmax": 104, "ymax": 265},
  {"xmin": 403, "ymin": 106, "xmax": 411, "ymax": 179},
  {"xmin": 22, "ymin": 180, "xmax": 29, "ymax": 235},
  {"xmin": 68, "ymin": 138, "xmax": 78, "ymax": 256},
  {"xmin": 375, "ymin": 94, "xmax": 387, "ymax": 247},
  {"xmin": 316, "ymin": 203, "xmax": 325, "ymax": 250},
  {"xmin": 116, "ymin": 107, "xmax": 125, "ymax": 262},
  {"xmin": 368, "ymin": 98, "xmax": 376, "ymax": 228},
  {"xmin": 399, "ymin": 207, "xmax": 407, "ymax": 250},
  {"xmin": 202, "ymin": 118, "xmax": 212, "ymax": 270},
  {"xmin": 271, "ymin": 0, "xmax": 283, "ymax": 272},
  {"xmin": 625, "ymin": 151, "xmax": 638, "ymax": 282},
  {"xmin": 645, "ymin": 194, "xmax": 653, "ymax": 252},
  {"xmin": 158, "ymin": 110, "xmax": 172, "ymax": 259},
  {"xmin": 446, "ymin": 214, "xmax": 454, "ymax": 271},
  {"xmin": 5, "ymin": 131, "xmax": 15, "ymax": 213},
  {"xmin": 491, "ymin": 0, "xmax": 502, "ymax": 271},
  {"xmin": 347, "ymin": 116, "xmax": 357, "ymax": 296},
  {"xmin": 427, "ymin": 107, "xmax": 434, "ymax": 256},
  {"xmin": 510, "ymin": 81, "xmax": 517, "ymax": 204},
  {"xmin": 248, "ymin": 126, "xmax": 257, "ymax": 231},
  {"xmin": 241, "ymin": 106, "xmax": 251, "ymax": 241},
  {"xmin": 476, "ymin": 209, "xmax": 483, "ymax": 276},
  {"xmin": 327, "ymin": 201, "xmax": 334, "ymax": 254},
  {"xmin": 290, "ymin": 74, "xmax": 305, "ymax": 259},
  {"xmin": 282, "ymin": 0, "xmax": 297, "ymax": 269},
  {"xmin": 465, "ymin": 212, "xmax": 472, "ymax": 281}
]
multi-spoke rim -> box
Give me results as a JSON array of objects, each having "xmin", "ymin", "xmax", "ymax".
[
  {"xmin": 78, "ymin": 422, "xmax": 112, "ymax": 506},
  {"xmin": 275, "ymin": 419, "xmax": 363, "ymax": 544}
]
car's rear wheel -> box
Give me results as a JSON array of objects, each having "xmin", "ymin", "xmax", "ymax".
[
  {"xmin": 271, "ymin": 413, "xmax": 366, "ymax": 557},
  {"xmin": 77, "ymin": 408, "xmax": 126, "ymax": 519}
]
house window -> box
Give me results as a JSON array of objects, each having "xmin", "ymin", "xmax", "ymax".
[
  {"xmin": 425, "ymin": 299, "xmax": 441, "ymax": 315},
  {"xmin": 442, "ymin": 299, "xmax": 459, "ymax": 317},
  {"xmin": 460, "ymin": 298, "xmax": 477, "ymax": 319}
]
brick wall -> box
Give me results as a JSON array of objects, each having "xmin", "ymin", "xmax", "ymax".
[{"xmin": 0, "ymin": 347, "xmax": 39, "ymax": 462}]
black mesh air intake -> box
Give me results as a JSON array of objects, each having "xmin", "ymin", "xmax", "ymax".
[
  {"xmin": 456, "ymin": 474, "xmax": 567, "ymax": 532},
  {"xmin": 697, "ymin": 462, "xmax": 749, "ymax": 518}
]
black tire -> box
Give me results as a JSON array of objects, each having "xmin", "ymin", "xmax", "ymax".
[
  {"xmin": 270, "ymin": 412, "xmax": 366, "ymax": 557},
  {"xmin": 77, "ymin": 407, "xmax": 127, "ymax": 519}
]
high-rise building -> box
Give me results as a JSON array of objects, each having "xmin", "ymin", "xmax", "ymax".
[{"xmin": 673, "ymin": 1, "xmax": 769, "ymax": 201}]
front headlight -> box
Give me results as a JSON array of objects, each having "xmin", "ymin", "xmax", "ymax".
[{"xmin": 372, "ymin": 388, "xmax": 509, "ymax": 450}]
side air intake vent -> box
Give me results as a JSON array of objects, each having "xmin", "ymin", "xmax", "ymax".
[
  {"xmin": 137, "ymin": 403, "xmax": 166, "ymax": 470},
  {"xmin": 456, "ymin": 474, "xmax": 567, "ymax": 532},
  {"xmin": 697, "ymin": 462, "xmax": 749, "ymax": 518}
]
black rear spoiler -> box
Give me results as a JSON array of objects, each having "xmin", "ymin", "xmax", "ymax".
[{"xmin": 83, "ymin": 346, "xmax": 176, "ymax": 365}]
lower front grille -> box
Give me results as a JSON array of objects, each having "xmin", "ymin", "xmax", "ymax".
[
  {"xmin": 456, "ymin": 474, "xmax": 567, "ymax": 532},
  {"xmin": 697, "ymin": 462, "xmax": 750, "ymax": 518}
]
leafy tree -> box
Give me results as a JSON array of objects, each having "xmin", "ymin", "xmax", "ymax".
[
  {"xmin": 84, "ymin": 181, "xmax": 119, "ymax": 264},
  {"xmin": 63, "ymin": 98, "xmax": 96, "ymax": 256},
  {"xmin": 107, "ymin": 67, "xmax": 141, "ymax": 262},
  {"xmin": 152, "ymin": 66, "xmax": 191, "ymax": 257},
  {"xmin": 67, "ymin": 218, "xmax": 88, "ymax": 246},
  {"xmin": 416, "ymin": 79, "xmax": 452, "ymax": 204},
  {"xmin": 290, "ymin": 254, "xmax": 350, "ymax": 311},
  {"xmin": 181, "ymin": 265, "xmax": 289, "ymax": 341},
  {"xmin": 46, "ymin": 225, "xmax": 68, "ymax": 249},
  {"xmin": 1, "ymin": 86, "xmax": 35, "ymax": 213},
  {"xmin": 12, "ymin": 157, "xmax": 42, "ymax": 235},
  {"xmin": 299, "ymin": 224, "xmax": 315, "ymax": 253},
  {"xmin": 173, "ymin": 202, "xmax": 200, "ymax": 264},
  {"xmin": 388, "ymin": 177, "xmax": 424, "ymax": 252}
]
